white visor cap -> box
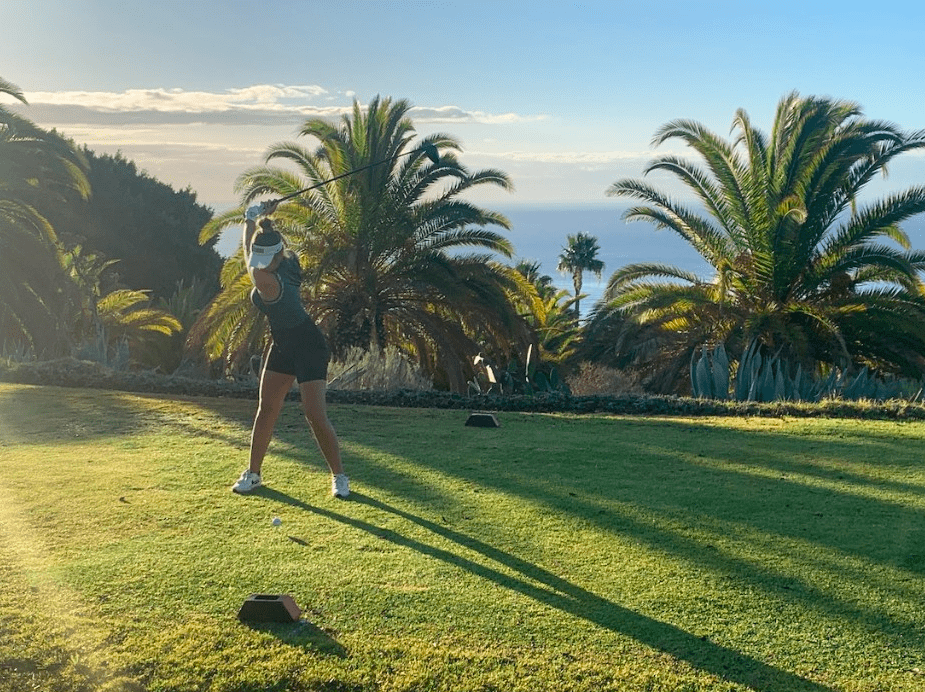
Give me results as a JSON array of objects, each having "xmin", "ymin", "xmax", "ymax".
[{"xmin": 247, "ymin": 240, "xmax": 284, "ymax": 269}]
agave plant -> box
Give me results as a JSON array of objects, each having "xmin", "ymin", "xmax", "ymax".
[
  {"xmin": 603, "ymin": 92, "xmax": 925, "ymax": 393},
  {"xmin": 691, "ymin": 339, "xmax": 922, "ymax": 402}
]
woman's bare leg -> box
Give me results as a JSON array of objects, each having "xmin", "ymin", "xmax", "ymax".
[
  {"xmin": 299, "ymin": 379, "xmax": 343, "ymax": 475},
  {"xmin": 249, "ymin": 368, "xmax": 296, "ymax": 475}
]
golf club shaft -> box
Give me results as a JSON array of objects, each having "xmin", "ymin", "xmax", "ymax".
[{"xmin": 273, "ymin": 145, "xmax": 436, "ymax": 205}]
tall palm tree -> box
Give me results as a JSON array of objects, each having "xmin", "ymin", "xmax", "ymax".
[
  {"xmin": 195, "ymin": 96, "xmax": 532, "ymax": 390},
  {"xmin": 602, "ymin": 92, "xmax": 925, "ymax": 392},
  {"xmin": 557, "ymin": 233, "xmax": 604, "ymax": 318},
  {"xmin": 0, "ymin": 77, "xmax": 89, "ymax": 355}
]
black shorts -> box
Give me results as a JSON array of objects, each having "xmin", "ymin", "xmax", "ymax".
[{"xmin": 265, "ymin": 318, "xmax": 330, "ymax": 383}]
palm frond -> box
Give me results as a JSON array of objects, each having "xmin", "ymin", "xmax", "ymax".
[
  {"xmin": 0, "ymin": 77, "xmax": 27, "ymax": 104},
  {"xmin": 194, "ymin": 96, "xmax": 523, "ymax": 384},
  {"xmin": 599, "ymin": 91, "xmax": 925, "ymax": 391}
]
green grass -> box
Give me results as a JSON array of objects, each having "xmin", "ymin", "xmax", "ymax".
[{"xmin": 1, "ymin": 382, "xmax": 924, "ymax": 692}]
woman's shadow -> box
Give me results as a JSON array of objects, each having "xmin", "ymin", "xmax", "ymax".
[{"xmin": 255, "ymin": 486, "xmax": 834, "ymax": 692}]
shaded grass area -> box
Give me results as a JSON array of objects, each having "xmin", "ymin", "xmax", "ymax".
[{"xmin": 1, "ymin": 383, "xmax": 924, "ymax": 691}]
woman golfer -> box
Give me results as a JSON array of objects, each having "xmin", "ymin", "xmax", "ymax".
[{"xmin": 232, "ymin": 202, "xmax": 349, "ymax": 498}]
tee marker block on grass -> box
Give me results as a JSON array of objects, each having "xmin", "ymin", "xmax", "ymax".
[
  {"xmin": 465, "ymin": 411, "xmax": 500, "ymax": 428},
  {"xmin": 237, "ymin": 594, "xmax": 301, "ymax": 622}
]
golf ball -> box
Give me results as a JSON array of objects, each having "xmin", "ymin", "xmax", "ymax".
[{"xmin": 271, "ymin": 517, "xmax": 282, "ymax": 526}]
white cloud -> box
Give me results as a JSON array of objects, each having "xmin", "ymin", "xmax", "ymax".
[
  {"xmin": 21, "ymin": 84, "xmax": 328, "ymax": 112},
  {"xmin": 409, "ymin": 105, "xmax": 547, "ymax": 125},
  {"xmin": 0, "ymin": 84, "xmax": 693, "ymax": 207},
  {"xmin": 2, "ymin": 85, "xmax": 545, "ymax": 129},
  {"xmin": 470, "ymin": 149, "xmax": 661, "ymax": 165}
]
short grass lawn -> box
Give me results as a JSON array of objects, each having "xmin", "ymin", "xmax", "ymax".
[{"xmin": 1, "ymin": 382, "xmax": 924, "ymax": 691}]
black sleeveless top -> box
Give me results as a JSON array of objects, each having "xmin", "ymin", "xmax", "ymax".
[{"xmin": 250, "ymin": 254, "xmax": 309, "ymax": 330}]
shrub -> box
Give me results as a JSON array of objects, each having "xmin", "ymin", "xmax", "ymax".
[
  {"xmin": 327, "ymin": 346, "xmax": 432, "ymax": 391},
  {"xmin": 566, "ymin": 362, "xmax": 643, "ymax": 396}
]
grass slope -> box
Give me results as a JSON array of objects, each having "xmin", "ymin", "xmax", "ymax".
[{"xmin": 1, "ymin": 383, "xmax": 923, "ymax": 691}]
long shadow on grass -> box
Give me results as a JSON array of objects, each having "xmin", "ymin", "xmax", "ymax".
[
  {"xmin": 0, "ymin": 385, "xmax": 158, "ymax": 443},
  {"xmin": 236, "ymin": 405, "xmax": 923, "ymax": 666},
  {"xmin": 0, "ymin": 384, "xmax": 256, "ymax": 448},
  {"xmin": 645, "ymin": 417, "xmax": 925, "ymax": 501},
  {"xmin": 334, "ymin": 416, "xmax": 925, "ymax": 678},
  {"xmin": 622, "ymin": 419, "xmax": 925, "ymax": 578},
  {"xmin": 259, "ymin": 487, "xmax": 833, "ymax": 692},
  {"xmin": 354, "ymin": 413, "xmax": 925, "ymax": 595}
]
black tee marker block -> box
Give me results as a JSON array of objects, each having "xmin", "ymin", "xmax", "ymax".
[
  {"xmin": 465, "ymin": 412, "xmax": 500, "ymax": 428},
  {"xmin": 238, "ymin": 594, "xmax": 301, "ymax": 622}
]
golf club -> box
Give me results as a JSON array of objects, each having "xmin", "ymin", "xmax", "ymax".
[{"xmin": 268, "ymin": 142, "xmax": 440, "ymax": 206}]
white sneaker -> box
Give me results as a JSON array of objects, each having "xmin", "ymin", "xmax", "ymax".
[
  {"xmin": 232, "ymin": 470, "xmax": 262, "ymax": 493},
  {"xmin": 332, "ymin": 473, "xmax": 350, "ymax": 498}
]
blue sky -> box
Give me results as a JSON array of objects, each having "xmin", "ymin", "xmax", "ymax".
[{"xmin": 2, "ymin": 0, "xmax": 924, "ymax": 213}]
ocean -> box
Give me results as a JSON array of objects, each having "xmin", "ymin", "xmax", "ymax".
[
  {"xmin": 495, "ymin": 203, "xmax": 925, "ymax": 314},
  {"xmin": 219, "ymin": 203, "xmax": 925, "ymax": 317},
  {"xmin": 495, "ymin": 203, "xmax": 710, "ymax": 312}
]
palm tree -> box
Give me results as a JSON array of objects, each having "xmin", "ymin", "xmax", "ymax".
[
  {"xmin": 60, "ymin": 244, "xmax": 118, "ymax": 344},
  {"xmin": 0, "ymin": 77, "xmax": 89, "ymax": 355},
  {"xmin": 195, "ymin": 96, "xmax": 532, "ymax": 390},
  {"xmin": 603, "ymin": 92, "xmax": 925, "ymax": 392},
  {"xmin": 143, "ymin": 278, "xmax": 216, "ymax": 373},
  {"xmin": 556, "ymin": 233, "xmax": 604, "ymax": 318},
  {"xmin": 97, "ymin": 289, "xmax": 182, "ymax": 347},
  {"xmin": 513, "ymin": 260, "xmax": 580, "ymax": 364},
  {"xmin": 60, "ymin": 245, "xmax": 182, "ymax": 367}
]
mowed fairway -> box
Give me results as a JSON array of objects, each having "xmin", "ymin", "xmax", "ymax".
[{"xmin": 1, "ymin": 382, "xmax": 924, "ymax": 692}]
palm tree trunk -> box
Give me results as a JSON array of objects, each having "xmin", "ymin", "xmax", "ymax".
[{"xmin": 573, "ymin": 271, "xmax": 583, "ymax": 317}]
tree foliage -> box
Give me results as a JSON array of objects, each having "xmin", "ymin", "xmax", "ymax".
[
  {"xmin": 557, "ymin": 232, "xmax": 604, "ymax": 317},
  {"xmin": 513, "ymin": 260, "xmax": 580, "ymax": 364},
  {"xmin": 195, "ymin": 96, "xmax": 533, "ymax": 390},
  {"xmin": 600, "ymin": 92, "xmax": 925, "ymax": 393},
  {"xmin": 0, "ymin": 77, "xmax": 90, "ymax": 355},
  {"xmin": 46, "ymin": 149, "xmax": 222, "ymax": 300},
  {"xmin": 1, "ymin": 76, "xmax": 204, "ymax": 366}
]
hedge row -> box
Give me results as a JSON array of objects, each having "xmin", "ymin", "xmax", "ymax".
[{"xmin": 4, "ymin": 357, "xmax": 925, "ymax": 421}]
